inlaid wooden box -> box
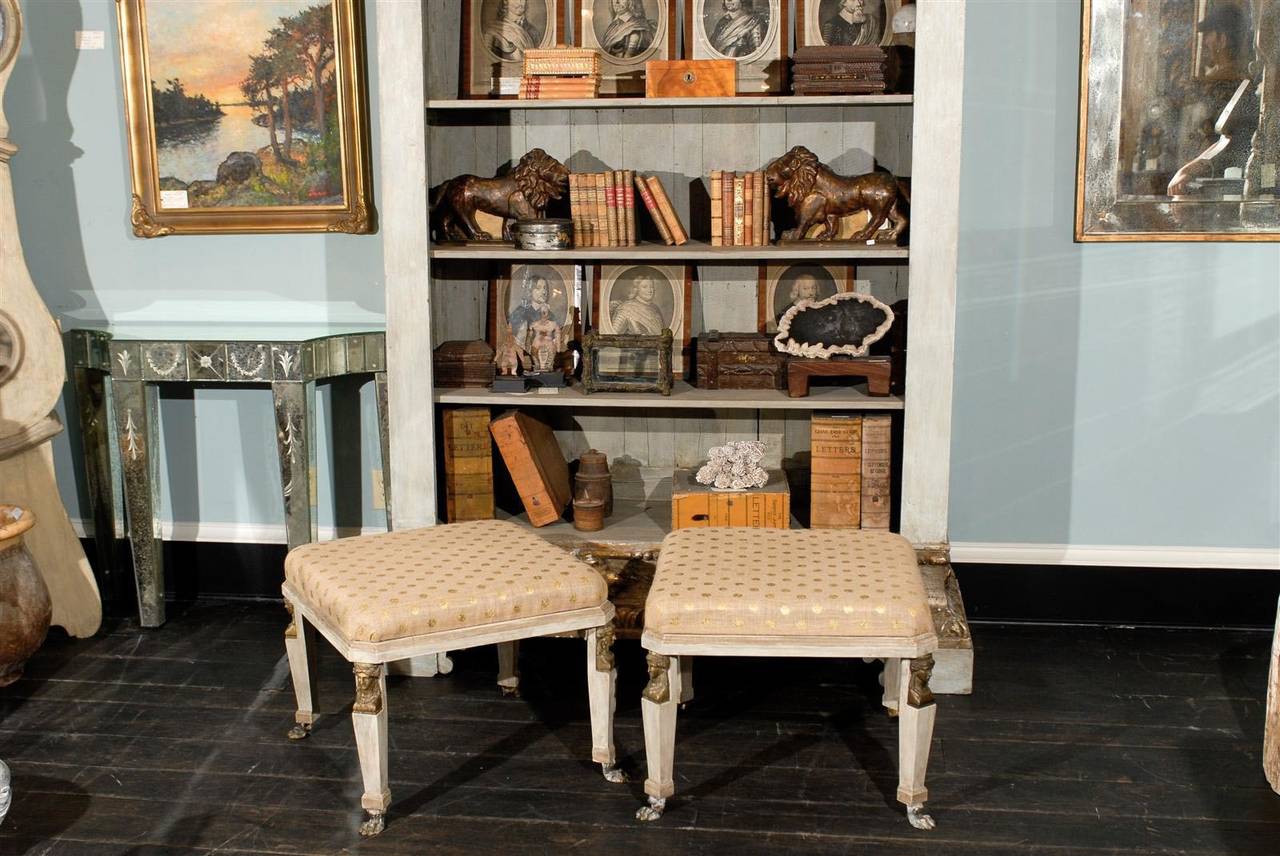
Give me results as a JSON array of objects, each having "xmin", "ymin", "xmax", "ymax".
[
  {"xmin": 645, "ymin": 60, "xmax": 736, "ymax": 98},
  {"xmin": 671, "ymin": 468, "xmax": 790, "ymax": 530},
  {"xmin": 432, "ymin": 340, "xmax": 494, "ymax": 388},
  {"xmin": 694, "ymin": 331, "xmax": 786, "ymax": 390}
]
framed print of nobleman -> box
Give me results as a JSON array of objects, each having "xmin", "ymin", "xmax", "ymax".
[
  {"xmin": 594, "ymin": 264, "xmax": 690, "ymax": 373},
  {"xmin": 576, "ymin": 0, "xmax": 677, "ymax": 94},
  {"xmin": 688, "ymin": 0, "xmax": 786, "ymax": 93},
  {"xmin": 465, "ymin": 0, "xmax": 563, "ymax": 96},
  {"xmin": 798, "ymin": 0, "xmax": 899, "ymax": 48}
]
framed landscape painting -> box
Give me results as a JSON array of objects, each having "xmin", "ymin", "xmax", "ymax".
[{"xmin": 117, "ymin": 0, "xmax": 374, "ymax": 237}]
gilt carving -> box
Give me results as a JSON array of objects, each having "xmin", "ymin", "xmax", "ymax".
[
  {"xmin": 907, "ymin": 654, "xmax": 935, "ymax": 709},
  {"xmin": 129, "ymin": 194, "xmax": 174, "ymax": 238},
  {"xmin": 352, "ymin": 663, "xmax": 384, "ymax": 714},
  {"xmin": 642, "ymin": 652, "xmax": 671, "ymax": 703},
  {"xmin": 594, "ymin": 622, "xmax": 616, "ymax": 672}
]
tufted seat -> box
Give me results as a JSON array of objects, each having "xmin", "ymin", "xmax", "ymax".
[
  {"xmin": 285, "ymin": 519, "xmax": 609, "ymax": 642},
  {"xmin": 644, "ymin": 528, "xmax": 933, "ymax": 641}
]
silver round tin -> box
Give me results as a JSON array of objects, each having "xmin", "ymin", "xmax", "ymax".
[{"xmin": 513, "ymin": 218, "xmax": 573, "ymax": 251}]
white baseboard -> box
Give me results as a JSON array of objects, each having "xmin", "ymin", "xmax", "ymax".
[
  {"xmin": 950, "ymin": 542, "xmax": 1280, "ymax": 571},
  {"xmin": 69, "ymin": 518, "xmax": 386, "ymax": 544}
]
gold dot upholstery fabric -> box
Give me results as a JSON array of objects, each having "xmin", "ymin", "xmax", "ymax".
[
  {"xmin": 284, "ymin": 520, "xmax": 609, "ymax": 643},
  {"xmin": 645, "ymin": 528, "xmax": 934, "ymax": 639}
]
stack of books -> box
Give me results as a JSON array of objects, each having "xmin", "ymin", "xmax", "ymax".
[
  {"xmin": 568, "ymin": 171, "xmax": 688, "ymax": 248},
  {"xmin": 791, "ymin": 46, "xmax": 901, "ymax": 95},
  {"xmin": 709, "ymin": 170, "xmax": 770, "ymax": 247},
  {"xmin": 634, "ymin": 173, "xmax": 688, "ymax": 246},
  {"xmin": 520, "ymin": 47, "xmax": 601, "ymax": 99}
]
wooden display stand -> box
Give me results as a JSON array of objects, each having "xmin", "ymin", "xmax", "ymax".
[{"xmin": 788, "ymin": 357, "xmax": 893, "ymax": 398}]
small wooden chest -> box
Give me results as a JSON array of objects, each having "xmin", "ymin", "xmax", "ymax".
[
  {"xmin": 433, "ymin": 340, "xmax": 494, "ymax": 388},
  {"xmin": 671, "ymin": 468, "xmax": 790, "ymax": 530},
  {"xmin": 695, "ymin": 331, "xmax": 786, "ymax": 390},
  {"xmin": 646, "ymin": 60, "xmax": 736, "ymax": 98}
]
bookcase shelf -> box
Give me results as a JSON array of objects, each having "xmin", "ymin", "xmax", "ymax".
[
  {"xmin": 429, "ymin": 240, "xmax": 908, "ymax": 262},
  {"xmin": 434, "ymin": 381, "xmax": 904, "ymax": 411},
  {"xmin": 427, "ymin": 94, "xmax": 913, "ymax": 111}
]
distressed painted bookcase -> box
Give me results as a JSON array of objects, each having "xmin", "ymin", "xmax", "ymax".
[{"xmin": 373, "ymin": 1, "xmax": 971, "ymax": 689}]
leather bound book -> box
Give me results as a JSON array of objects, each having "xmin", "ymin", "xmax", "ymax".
[
  {"xmin": 721, "ymin": 171, "xmax": 734, "ymax": 246},
  {"xmin": 604, "ymin": 171, "xmax": 617, "ymax": 247},
  {"xmin": 569, "ymin": 174, "xmax": 583, "ymax": 246},
  {"xmin": 443, "ymin": 408, "xmax": 495, "ymax": 522},
  {"xmin": 647, "ymin": 176, "xmax": 688, "ymax": 245},
  {"xmin": 754, "ymin": 171, "xmax": 766, "ymax": 245},
  {"xmin": 593, "ymin": 173, "xmax": 607, "ymax": 248},
  {"xmin": 733, "ymin": 174, "xmax": 746, "ymax": 246},
  {"xmin": 710, "ymin": 170, "xmax": 723, "ymax": 246},
  {"xmin": 636, "ymin": 174, "xmax": 675, "ymax": 244},
  {"xmin": 810, "ymin": 415, "xmax": 861, "ymax": 529},
  {"xmin": 490, "ymin": 410, "xmax": 571, "ymax": 527},
  {"xmin": 744, "ymin": 174, "xmax": 755, "ymax": 246},
  {"xmin": 860, "ymin": 414, "xmax": 892, "ymax": 529},
  {"xmin": 623, "ymin": 170, "xmax": 636, "ymax": 246}
]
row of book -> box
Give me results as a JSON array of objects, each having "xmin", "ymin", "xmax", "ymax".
[
  {"xmin": 518, "ymin": 74, "xmax": 600, "ymax": 99},
  {"xmin": 809, "ymin": 414, "xmax": 892, "ymax": 530},
  {"xmin": 568, "ymin": 171, "xmax": 689, "ymax": 248},
  {"xmin": 709, "ymin": 170, "xmax": 771, "ymax": 247}
]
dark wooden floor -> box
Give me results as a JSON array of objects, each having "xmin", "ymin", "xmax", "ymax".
[{"xmin": 0, "ymin": 601, "xmax": 1277, "ymax": 855}]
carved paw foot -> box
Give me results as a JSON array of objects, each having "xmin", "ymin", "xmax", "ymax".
[
  {"xmin": 885, "ymin": 706, "xmax": 899, "ymax": 719},
  {"xmin": 287, "ymin": 722, "xmax": 312, "ymax": 740},
  {"xmin": 635, "ymin": 796, "xmax": 666, "ymax": 822},
  {"xmin": 499, "ymin": 685, "xmax": 521, "ymax": 699},
  {"xmin": 359, "ymin": 810, "xmax": 386, "ymax": 837},
  {"xmin": 907, "ymin": 803, "xmax": 935, "ymax": 830},
  {"xmin": 601, "ymin": 763, "xmax": 629, "ymax": 784}
]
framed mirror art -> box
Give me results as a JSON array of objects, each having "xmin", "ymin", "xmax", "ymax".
[
  {"xmin": 1076, "ymin": 0, "xmax": 1279, "ymax": 241},
  {"xmin": 116, "ymin": 0, "xmax": 374, "ymax": 237}
]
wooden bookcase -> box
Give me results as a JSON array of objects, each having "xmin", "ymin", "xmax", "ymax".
[{"xmin": 373, "ymin": 1, "xmax": 970, "ymax": 689}]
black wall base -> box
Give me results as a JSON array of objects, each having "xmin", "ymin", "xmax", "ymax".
[{"xmin": 83, "ymin": 539, "xmax": 1279, "ymax": 629}]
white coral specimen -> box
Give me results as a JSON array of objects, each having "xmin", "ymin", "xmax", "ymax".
[{"xmin": 695, "ymin": 440, "xmax": 768, "ymax": 490}]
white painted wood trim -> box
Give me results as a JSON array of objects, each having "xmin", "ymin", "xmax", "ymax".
[
  {"xmin": 951, "ymin": 542, "xmax": 1280, "ymax": 570},
  {"xmin": 377, "ymin": 0, "xmax": 437, "ymax": 529},
  {"xmin": 899, "ymin": 0, "xmax": 966, "ymax": 547},
  {"xmin": 641, "ymin": 630, "xmax": 937, "ymax": 659}
]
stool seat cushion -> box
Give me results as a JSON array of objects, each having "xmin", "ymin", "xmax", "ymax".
[
  {"xmin": 285, "ymin": 520, "xmax": 608, "ymax": 643},
  {"xmin": 645, "ymin": 528, "xmax": 933, "ymax": 639}
]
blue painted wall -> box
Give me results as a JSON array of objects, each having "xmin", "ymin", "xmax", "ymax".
[
  {"xmin": 950, "ymin": 0, "xmax": 1280, "ymax": 549},
  {"xmin": 13, "ymin": 1, "xmax": 1279, "ymax": 552}
]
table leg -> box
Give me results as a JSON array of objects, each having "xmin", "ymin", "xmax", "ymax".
[
  {"xmin": 73, "ymin": 367, "xmax": 118, "ymax": 583},
  {"xmin": 273, "ymin": 381, "xmax": 317, "ymax": 551},
  {"xmin": 114, "ymin": 379, "xmax": 164, "ymax": 627}
]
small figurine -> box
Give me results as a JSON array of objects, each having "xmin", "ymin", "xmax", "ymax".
[
  {"xmin": 527, "ymin": 306, "xmax": 564, "ymax": 374},
  {"xmin": 494, "ymin": 324, "xmax": 529, "ymax": 376},
  {"xmin": 429, "ymin": 148, "xmax": 570, "ymax": 242},
  {"xmin": 764, "ymin": 145, "xmax": 909, "ymax": 243}
]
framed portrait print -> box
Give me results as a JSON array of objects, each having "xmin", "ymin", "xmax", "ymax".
[
  {"xmin": 116, "ymin": 0, "xmax": 374, "ymax": 237},
  {"xmin": 592, "ymin": 264, "xmax": 691, "ymax": 374},
  {"xmin": 575, "ymin": 0, "xmax": 678, "ymax": 95},
  {"xmin": 464, "ymin": 0, "xmax": 565, "ymax": 97},
  {"xmin": 686, "ymin": 0, "xmax": 786, "ymax": 93},
  {"xmin": 757, "ymin": 263, "xmax": 852, "ymax": 333},
  {"xmin": 1076, "ymin": 0, "xmax": 1279, "ymax": 241},
  {"xmin": 488, "ymin": 264, "xmax": 581, "ymax": 355},
  {"xmin": 797, "ymin": 0, "xmax": 899, "ymax": 48}
]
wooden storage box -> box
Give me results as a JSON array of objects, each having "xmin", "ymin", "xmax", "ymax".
[
  {"xmin": 694, "ymin": 331, "xmax": 786, "ymax": 390},
  {"xmin": 671, "ymin": 468, "xmax": 790, "ymax": 529},
  {"xmin": 432, "ymin": 340, "xmax": 494, "ymax": 388},
  {"xmin": 524, "ymin": 48, "xmax": 601, "ymax": 78},
  {"xmin": 645, "ymin": 60, "xmax": 736, "ymax": 98}
]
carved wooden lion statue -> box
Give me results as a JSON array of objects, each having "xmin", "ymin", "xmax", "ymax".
[
  {"xmin": 764, "ymin": 145, "xmax": 909, "ymax": 243},
  {"xmin": 429, "ymin": 148, "xmax": 570, "ymax": 242}
]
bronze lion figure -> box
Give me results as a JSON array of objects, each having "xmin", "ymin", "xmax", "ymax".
[
  {"xmin": 764, "ymin": 145, "xmax": 909, "ymax": 243},
  {"xmin": 429, "ymin": 148, "xmax": 569, "ymax": 242}
]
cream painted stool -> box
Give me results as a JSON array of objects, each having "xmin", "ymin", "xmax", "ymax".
[
  {"xmin": 636, "ymin": 528, "xmax": 940, "ymax": 829},
  {"xmin": 281, "ymin": 519, "xmax": 624, "ymax": 836}
]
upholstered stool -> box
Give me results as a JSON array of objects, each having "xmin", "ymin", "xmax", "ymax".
[
  {"xmin": 281, "ymin": 519, "xmax": 624, "ymax": 836},
  {"xmin": 636, "ymin": 528, "xmax": 940, "ymax": 829}
]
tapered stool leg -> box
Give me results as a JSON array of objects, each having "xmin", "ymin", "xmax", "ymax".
[
  {"xmin": 352, "ymin": 663, "xmax": 390, "ymax": 836},
  {"xmin": 284, "ymin": 601, "xmax": 318, "ymax": 739},
  {"xmin": 882, "ymin": 657, "xmax": 902, "ymax": 717},
  {"xmin": 586, "ymin": 623, "xmax": 626, "ymax": 782},
  {"xmin": 897, "ymin": 654, "xmax": 938, "ymax": 830},
  {"xmin": 637, "ymin": 652, "xmax": 681, "ymax": 821},
  {"xmin": 496, "ymin": 640, "xmax": 520, "ymax": 697}
]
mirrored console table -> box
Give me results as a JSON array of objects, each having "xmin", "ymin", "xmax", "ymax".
[{"xmin": 65, "ymin": 329, "xmax": 391, "ymax": 627}]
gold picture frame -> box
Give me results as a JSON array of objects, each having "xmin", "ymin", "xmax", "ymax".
[
  {"xmin": 116, "ymin": 0, "xmax": 374, "ymax": 237},
  {"xmin": 1075, "ymin": 0, "xmax": 1279, "ymax": 241}
]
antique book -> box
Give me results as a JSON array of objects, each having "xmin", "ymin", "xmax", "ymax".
[
  {"xmin": 710, "ymin": 170, "xmax": 723, "ymax": 247},
  {"xmin": 490, "ymin": 410, "xmax": 571, "ymax": 527},
  {"xmin": 442, "ymin": 407, "xmax": 494, "ymax": 522},
  {"xmin": 754, "ymin": 171, "xmax": 766, "ymax": 245},
  {"xmin": 569, "ymin": 174, "xmax": 584, "ymax": 247},
  {"xmin": 518, "ymin": 77, "xmax": 600, "ymax": 98},
  {"xmin": 609, "ymin": 171, "xmax": 622, "ymax": 247},
  {"xmin": 635, "ymin": 174, "xmax": 675, "ymax": 245},
  {"xmin": 810, "ymin": 415, "xmax": 861, "ymax": 529},
  {"xmin": 647, "ymin": 176, "xmax": 687, "ymax": 245},
  {"xmin": 860, "ymin": 414, "xmax": 892, "ymax": 529},
  {"xmin": 732, "ymin": 173, "xmax": 746, "ymax": 246},
  {"xmin": 721, "ymin": 171, "xmax": 734, "ymax": 246},
  {"xmin": 671, "ymin": 468, "xmax": 790, "ymax": 529},
  {"xmin": 744, "ymin": 173, "xmax": 754, "ymax": 246},
  {"xmin": 593, "ymin": 173, "xmax": 607, "ymax": 248},
  {"xmin": 623, "ymin": 169, "xmax": 636, "ymax": 247}
]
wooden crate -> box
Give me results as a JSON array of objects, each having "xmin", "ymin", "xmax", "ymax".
[{"xmin": 671, "ymin": 468, "xmax": 790, "ymax": 529}]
